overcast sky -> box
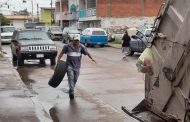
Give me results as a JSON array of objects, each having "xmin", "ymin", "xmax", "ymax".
[{"xmin": 0, "ymin": 0, "xmax": 56, "ymax": 15}]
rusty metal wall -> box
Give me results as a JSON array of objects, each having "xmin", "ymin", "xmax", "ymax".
[{"xmin": 146, "ymin": 0, "xmax": 190, "ymax": 121}]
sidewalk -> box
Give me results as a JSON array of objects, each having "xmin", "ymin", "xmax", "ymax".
[{"xmin": 0, "ymin": 57, "xmax": 41, "ymax": 122}]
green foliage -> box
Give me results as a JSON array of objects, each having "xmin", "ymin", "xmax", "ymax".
[
  {"xmin": 0, "ymin": 14, "xmax": 10, "ymax": 26},
  {"xmin": 70, "ymin": 4, "xmax": 76, "ymax": 12},
  {"xmin": 111, "ymin": 37, "xmax": 122, "ymax": 44},
  {"xmin": 0, "ymin": 50, "xmax": 3, "ymax": 58}
]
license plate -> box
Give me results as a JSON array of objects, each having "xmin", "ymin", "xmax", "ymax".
[{"xmin": 36, "ymin": 54, "xmax": 44, "ymax": 58}]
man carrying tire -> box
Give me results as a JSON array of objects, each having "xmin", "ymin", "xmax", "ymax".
[{"xmin": 57, "ymin": 36, "xmax": 96, "ymax": 100}]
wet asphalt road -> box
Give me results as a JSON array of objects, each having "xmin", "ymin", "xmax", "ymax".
[{"xmin": 2, "ymin": 42, "xmax": 144, "ymax": 122}]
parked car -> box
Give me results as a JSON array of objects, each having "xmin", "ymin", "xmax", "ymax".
[
  {"xmin": 62, "ymin": 27, "xmax": 81, "ymax": 43},
  {"xmin": 1, "ymin": 26, "xmax": 15, "ymax": 44},
  {"xmin": 48, "ymin": 26, "xmax": 63, "ymax": 41},
  {"xmin": 35, "ymin": 26, "xmax": 48, "ymax": 32},
  {"xmin": 11, "ymin": 29, "xmax": 57, "ymax": 66},
  {"xmin": 80, "ymin": 28, "xmax": 108, "ymax": 47},
  {"xmin": 128, "ymin": 28, "xmax": 152, "ymax": 56}
]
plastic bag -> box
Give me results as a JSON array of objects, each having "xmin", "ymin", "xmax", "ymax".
[{"xmin": 136, "ymin": 48, "xmax": 153, "ymax": 75}]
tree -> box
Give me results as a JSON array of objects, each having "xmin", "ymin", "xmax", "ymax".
[
  {"xmin": 19, "ymin": 9, "xmax": 29, "ymax": 16},
  {"xmin": 0, "ymin": 14, "xmax": 10, "ymax": 26}
]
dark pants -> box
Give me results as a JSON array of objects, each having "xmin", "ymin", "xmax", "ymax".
[{"xmin": 67, "ymin": 66, "xmax": 80, "ymax": 95}]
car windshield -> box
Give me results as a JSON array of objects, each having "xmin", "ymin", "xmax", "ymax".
[
  {"xmin": 51, "ymin": 27, "xmax": 62, "ymax": 31},
  {"xmin": 36, "ymin": 26, "xmax": 47, "ymax": 31},
  {"xmin": 1, "ymin": 27, "xmax": 15, "ymax": 33},
  {"xmin": 92, "ymin": 31, "xmax": 106, "ymax": 35},
  {"xmin": 136, "ymin": 31, "xmax": 144, "ymax": 37},
  {"xmin": 144, "ymin": 29, "xmax": 152, "ymax": 35},
  {"xmin": 68, "ymin": 29, "xmax": 81, "ymax": 34},
  {"xmin": 19, "ymin": 31, "xmax": 50, "ymax": 40}
]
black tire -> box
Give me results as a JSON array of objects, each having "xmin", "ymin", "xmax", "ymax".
[
  {"xmin": 127, "ymin": 47, "xmax": 134, "ymax": 56},
  {"xmin": 48, "ymin": 60, "xmax": 67, "ymax": 88},
  {"xmin": 84, "ymin": 41, "xmax": 89, "ymax": 47},
  {"xmin": 62, "ymin": 38, "xmax": 65, "ymax": 43},
  {"xmin": 40, "ymin": 59, "xmax": 46, "ymax": 65},
  {"xmin": 100, "ymin": 44, "xmax": 105, "ymax": 47},
  {"xmin": 62, "ymin": 38, "xmax": 66, "ymax": 43},
  {"xmin": 67, "ymin": 38, "xmax": 70, "ymax": 44},
  {"xmin": 50, "ymin": 58, "xmax": 56, "ymax": 66},
  {"xmin": 90, "ymin": 44, "xmax": 94, "ymax": 47},
  {"xmin": 17, "ymin": 57, "xmax": 24, "ymax": 66},
  {"xmin": 12, "ymin": 54, "xmax": 17, "ymax": 66}
]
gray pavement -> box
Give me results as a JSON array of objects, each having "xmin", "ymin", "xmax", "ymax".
[
  {"xmin": 0, "ymin": 44, "xmax": 141, "ymax": 122},
  {"xmin": 107, "ymin": 43, "xmax": 121, "ymax": 49},
  {"xmin": 0, "ymin": 57, "xmax": 42, "ymax": 122},
  {"xmin": 0, "ymin": 45, "xmax": 134, "ymax": 122}
]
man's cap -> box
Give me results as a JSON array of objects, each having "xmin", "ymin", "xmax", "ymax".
[{"xmin": 73, "ymin": 35, "xmax": 80, "ymax": 41}]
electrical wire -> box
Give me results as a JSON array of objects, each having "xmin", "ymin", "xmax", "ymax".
[{"xmin": 0, "ymin": 0, "xmax": 11, "ymax": 5}]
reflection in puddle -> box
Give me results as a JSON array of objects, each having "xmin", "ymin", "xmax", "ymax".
[{"xmin": 49, "ymin": 107, "xmax": 59, "ymax": 122}]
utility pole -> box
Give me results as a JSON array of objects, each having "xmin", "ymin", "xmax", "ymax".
[
  {"xmin": 141, "ymin": 0, "xmax": 145, "ymax": 16},
  {"xmin": 107, "ymin": 0, "xmax": 111, "ymax": 17},
  {"xmin": 37, "ymin": 3, "xmax": 39, "ymax": 22},
  {"xmin": 23, "ymin": 0, "xmax": 34, "ymax": 22},
  {"xmin": 51, "ymin": 0, "xmax": 53, "ymax": 25},
  {"xmin": 60, "ymin": 0, "xmax": 62, "ymax": 28},
  {"xmin": 0, "ymin": 6, "xmax": 2, "ymax": 51},
  {"xmin": 0, "ymin": 14, "xmax": 2, "ymax": 51},
  {"xmin": 31, "ymin": 0, "xmax": 34, "ymax": 22}
]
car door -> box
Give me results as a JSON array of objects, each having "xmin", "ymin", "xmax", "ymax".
[
  {"xmin": 62, "ymin": 27, "xmax": 69, "ymax": 41},
  {"xmin": 130, "ymin": 32, "xmax": 144, "ymax": 52},
  {"xmin": 11, "ymin": 31, "xmax": 19, "ymax": 56},
  {"xmin": 136, "ymin": 31, "xmax": 147, "ymax": 52},
  {"xmin": 81, "ymin": 29, "xmax": 90, "ymax": 43},
  {"xmin": 140, "ymin": 29, "xmax": 152, "ymax": 52}
]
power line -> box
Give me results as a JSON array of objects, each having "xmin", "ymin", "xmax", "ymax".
[{"xmin": 0, "ymin": 0, "xmax": 11, "ymax": 5}]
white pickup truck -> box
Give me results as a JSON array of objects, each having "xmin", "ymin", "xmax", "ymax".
[{"xmin": 1, "ymin": 26, "xmax": 15, "ymax": 44}]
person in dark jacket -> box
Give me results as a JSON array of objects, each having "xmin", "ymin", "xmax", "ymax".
[{"xmin": 122, "ymin": 30, "xmax": 131, "ymax": 60}]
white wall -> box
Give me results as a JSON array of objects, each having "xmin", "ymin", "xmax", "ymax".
[
  {"xmin": 12, "ymin": 20, "xmax": 25, "ymax": 29},
  {"xmin": 101, "ymin": 17, "xmax": 155, "ymax": 28}
]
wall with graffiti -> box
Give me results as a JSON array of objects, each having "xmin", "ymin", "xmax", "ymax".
[{"xmin": 68, "ymin": 0, "xmax": 78, "ymax": 13}]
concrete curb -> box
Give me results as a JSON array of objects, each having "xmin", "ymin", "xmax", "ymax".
[{"xmin": 0, "ymin": 57, "xmax": 44, "ymax": 122}]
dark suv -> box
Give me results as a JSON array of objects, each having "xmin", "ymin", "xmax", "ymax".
[
  {"xmin": 62, "ymin": 27, "xmax": 81, "ymax": 43},
  {"xmin": 48, "ymin": 26, "xmax": 63, "ymax": 41},
  {"xmin": 128, "ymin": 28, "xmax": 152, "ymax": 56},
  {"xmin": 11, "ymin": 29, "xmax": 57, "ymax": 66}
]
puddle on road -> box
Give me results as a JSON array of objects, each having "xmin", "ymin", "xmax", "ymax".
[{"xmin": 49, "ymin": 107, "xmax": 60, "ymax": 122}]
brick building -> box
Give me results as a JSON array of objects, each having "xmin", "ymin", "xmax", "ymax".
[
  {"xmin": 55, "ymin": 0, "xmax": 164, "ymax": 29},
  {"xmin": 97, "ymin": 0, "xmax": 163, "ymax": 17}
]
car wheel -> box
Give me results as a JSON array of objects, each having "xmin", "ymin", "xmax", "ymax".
[
  {"xmin": 67, "ymin": 38, "xmax": 70, "ymax": 44},
  {"xmin": 84, "ymin": 41, "xmax": 89, "ymax": 47},
  {"xmin": 100, "ymin": 44, "xmax": 105, "ymax": 47},
  {"xmin": 50, "ymin": 58, "xmax": 56, "ymax": 66},
  {"xmin": 40, "ymin": 59, "xmax": 45, "ymax": 65},
  {"xmin": 62, "ymin": 38, "xmax": 66, "ymax": 43},
  {"xmin": 12, "ymin": 54, "xmax": 17, "ymax": 66},
  {"xmin": 17, "ymin": 57, "xmax": 24, "ymax": 66},
  {"xmin": 127, "ymin": 47, "xmax": 134, "ymax": 56},
  {"xmin": 62, "ymin": 39, "xmax": 64, "ymax": 43}
]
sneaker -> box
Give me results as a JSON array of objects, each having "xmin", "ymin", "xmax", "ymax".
[
  {"xmin": 69, "ymin": 94, "xmax": 74, "ymax": 100},
  {"xmin": 122, "ymin": 56, "xmax": 127, "ymax": 61}
]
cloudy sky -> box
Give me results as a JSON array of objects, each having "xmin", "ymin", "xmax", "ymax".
[{"xmin": 0, "ymin": 0, "xmax": 56, "ymax": 15}]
